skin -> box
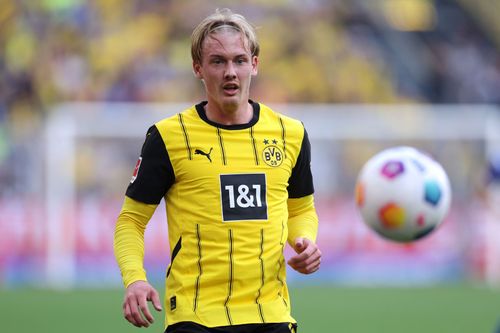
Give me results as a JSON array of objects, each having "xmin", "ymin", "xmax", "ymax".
[
  {"xmin": 193, "ymin": 28, "xmax": 257, "ymax": 125},
  {"xmin": 122, "ymin": 29, "xmax": 322, "ymax": 328},
  {"xmin": 123, "ymin": 280, "xmax": 162, "ymax": 328},
  {"xmin": 288, "ymin": 237, "xmax": 322, "ymax": 274}
]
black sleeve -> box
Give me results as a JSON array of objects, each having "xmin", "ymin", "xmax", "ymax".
[
  {"xmin": 125, "ymin": 125, "xmax": 175, "ymax": 204},
  {"xmin": 287, "ymin": 127, "xmax": 315, "ymax": 198}
]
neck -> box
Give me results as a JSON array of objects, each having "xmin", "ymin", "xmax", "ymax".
[{"xmin": 204, "ymin": 101, "xmax": 253, "ymax": 125}]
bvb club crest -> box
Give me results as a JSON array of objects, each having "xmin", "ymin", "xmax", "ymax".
[{"xmin": 262, "ymin": 139, "xmax": 284, "ymax": 167}]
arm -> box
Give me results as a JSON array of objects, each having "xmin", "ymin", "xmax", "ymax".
[
  {"xmin": 114, "ymin": 196, "xmax": 156, "ymax": 288},
  {"xmin": 114, "ymin": 196, "xmax": 162, "ymax": 328},
  {"xmin": 287, "ymin": 195, "xmax": 321, "ymax": 274},
  {"xmin": 114, "ymin": 125, "xmax": 174, "ymax": 327},
  {"xmin": 286, "ymin": 127, "xmax": 321, "ymax": 274}
]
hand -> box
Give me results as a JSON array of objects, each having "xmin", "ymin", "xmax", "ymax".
[
  {"xmin": 122, "ymin": 280, "xmax": 162, "ymax": 328},
  {"xmin": 287, "ymin": 237, "xmax": 322, "ymax": 274}
]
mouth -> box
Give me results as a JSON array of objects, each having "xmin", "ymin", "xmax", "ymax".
[{"xmin": 222, "ymin": 83, "xmax": 239, "ymax": 95}]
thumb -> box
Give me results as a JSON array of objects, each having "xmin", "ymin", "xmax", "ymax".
[
  {"xmin": 294, "ymin": 237, "xmax": 305, "ymax": 252},
  {"xmin": 150, "ymin": 289, "xmax": 162, "ymax": 311}
]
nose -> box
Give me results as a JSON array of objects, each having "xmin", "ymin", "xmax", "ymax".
[{"xmin": 224, "ymin": 61, "xmax": 237, "ymax": 80}]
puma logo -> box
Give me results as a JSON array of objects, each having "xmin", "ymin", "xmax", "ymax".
[{"xmin": 195, "ymin": 148, "xmax": 213, "ymax": 162}]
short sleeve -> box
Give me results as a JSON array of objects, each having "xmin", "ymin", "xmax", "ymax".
[
  {"xmin": 125, "ymin": 125, "xmax": 175, "ymax": 204},
  {"xmin": 287, "ymin": 127, "xmax": 315, "ymax": 198}
]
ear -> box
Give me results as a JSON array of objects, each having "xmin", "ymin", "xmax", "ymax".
[
  {"xmin": 251, "ymin": 56, "xmax": 258, "ymax": 76},
  {"xmin": 193, "ymin": 62, "xmax": 203, "ymax": 79}
]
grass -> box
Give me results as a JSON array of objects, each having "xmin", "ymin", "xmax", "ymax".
[
  {"xmin": 1, "ymin": 285, "xmax": 499, "ymax": 333},
  {"xmin": 292, "ymin": 285, "xmax": 500, "ymax": 333}
]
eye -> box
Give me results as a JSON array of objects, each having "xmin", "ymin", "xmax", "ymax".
[{"xmin": 211, "ymin": 58, "xmax": 224, "ymax": 65}]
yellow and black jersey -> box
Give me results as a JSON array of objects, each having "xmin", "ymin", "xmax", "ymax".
[{"xmin": 121, "ymin": 100, "xmax": 317, "ymax": 328}]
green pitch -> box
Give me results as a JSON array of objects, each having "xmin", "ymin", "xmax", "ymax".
[
  {"xmin": 292, "ymin": 285, "xmax": 500, "ymax": 333},
  {"xmin": 1, "ymin": 284, "xmax": 499, "ymax": 333}
]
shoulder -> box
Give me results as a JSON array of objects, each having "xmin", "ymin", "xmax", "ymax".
[
  {"xmin": 258, "ymin": 102, "xmax": 305, "ymax": 135},
  {"xmin": 154, "ymin": 105, "xmax": 199, "ymax": 137}
]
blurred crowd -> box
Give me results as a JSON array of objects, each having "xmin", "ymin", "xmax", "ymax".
[
  {"xmin": 0, "ymin": 0, "xmax": 499, "ymax": 196},
  {"xmin": 1, "ymin": 0, "xmax": 498, "ymax": 109}
]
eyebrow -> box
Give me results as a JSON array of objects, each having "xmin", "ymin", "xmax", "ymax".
[{"xmin": 207, "ymin": 53, "xmax": 250, "ymax": 59}]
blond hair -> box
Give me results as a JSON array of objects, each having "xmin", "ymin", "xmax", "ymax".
[{"xmin": 191, "ymin": 8, "xmax": 260, "ymax": 64}]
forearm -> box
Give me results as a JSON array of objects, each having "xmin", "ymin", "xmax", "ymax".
[
  {"xmin": 287, "ymin": 194, "xmax": 318, "ymax": 245},
  {"xmin": 114, "ymin": 196, "xmax": 157, "ymax": 287}
]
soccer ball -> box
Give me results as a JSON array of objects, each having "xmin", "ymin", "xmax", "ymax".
[{"xmin": 355, "ymin": 146, "xmax": 451, "ymax": 243}]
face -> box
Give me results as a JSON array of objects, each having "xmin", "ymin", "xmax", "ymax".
[{"xmin": 193, "ymin": 29, "xmax": 258, "ymax": 115}]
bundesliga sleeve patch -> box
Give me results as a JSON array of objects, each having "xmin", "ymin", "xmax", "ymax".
[
  {"xmin": 220, "ymin": 173, "xmax": 268, "ymax": 221},
  {"xmin": 130, "ymin": 157, "xmax": 142, "ymax": 183}
]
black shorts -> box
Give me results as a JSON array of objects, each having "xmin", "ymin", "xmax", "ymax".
[{"xmin": 165, "ymin": 321, "xmax": 297, "ymax": 333}]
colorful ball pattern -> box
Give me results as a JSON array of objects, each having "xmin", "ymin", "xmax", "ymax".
[{"xmin": 355, "ymin": 146, "xmax": 451, "ymax": 242}]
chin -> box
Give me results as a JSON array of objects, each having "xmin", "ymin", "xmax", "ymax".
[{"xmin": 221, "ymin": 99, "xmax": 240, "ymax": 112}]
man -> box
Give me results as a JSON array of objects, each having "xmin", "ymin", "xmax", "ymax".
[{"xmin": 114, "ymin": 8, "xmax": 321, "ymax": 333}]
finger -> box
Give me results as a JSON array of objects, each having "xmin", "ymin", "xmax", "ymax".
[
  {"xmin": 130, "ymin": 296, "xmax": 149, "ymax": 327},
  {"xmin": 288, "ymin": 246, "xmax": 320, "ymax": 267},
  {"xmin": 138, "ymin": 296, "xmax": 154, "ymax": 325},
  {"xmin": 304, "ymin": 258, "xmax": 321, "ymax": 274},
  {"xmin": 287, "ymin": 253, "xmax": 309, "ymax": 268},
  {"xmin": 124, "ymin": 301, "xmax": 131, "ymax": 322},
  {"xmin": 290, "ymin": 250, "xmax": 315, "ymax": 265},
  {"xmin": 288, "ymin": 256, "xmax": 310, "ymax": 272},
  {"xmin": 287, "ymin": 255, "xmax": 305, "ymax": 268},
  {"xmin": 150, "ymin": 289, "xmax": 163, "ymax": 312},
  {"xmin": 288, "ymin": 250, "xmax": 321, "ymax": 272},
  {"xmin": 124, "ymin": 301, "xmax": 140, "ymax": 328},
  {"xmin": 288, "ymin": 247, "xmax": 312, "ymax": 264},
  {"xmin": 293, "ymin": 259, "xmax": 320, "ymax": 274}
]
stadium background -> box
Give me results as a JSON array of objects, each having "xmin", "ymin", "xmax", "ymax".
[{"xmin": 1, "ymin": 0, "xmax": 500, "ymax": 332}]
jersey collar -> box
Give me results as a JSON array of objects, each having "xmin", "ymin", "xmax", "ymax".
[{"xmin": 195, "ymin": 100, "xmax": 260, "ymax": 130}]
